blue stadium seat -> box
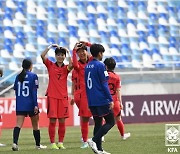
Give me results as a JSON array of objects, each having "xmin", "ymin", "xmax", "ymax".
[
  {"xmin": 117, "ymin": 7, "xmax": 126, "ymax": 19},
  {"xmin": 121, "ymin": 44, "xmax": 131, "ymax": 55},
  {"xmin": 58, "ymin": 37, "xmax": 68, "ymax": 47},
  {"xmin": 148, "ymin": 13, "xmax": 157, "ymax": 25},
  {"xmin": 15, "ymin": 38, "xmax": 24, "ymax": 46},
  {"xmin": 107, "ymin": 7, "xmax": 117, "ymax": 19},
  {"xmin": 47, "ymin": 37, "xmax": 56, "ymax": 44},
  {"xmin": 87, "ymin": 1, "xmax": 96, "ymax": 14},
  {"xmin": 4, "ymin": 45, "xmax": 13, "ymax": 53},
  {"xmin": 162, "ymin": 55, "xmax": 173, "ymax": 67},
  {"xmin": 121, "ymin": 55, "xmax": 132, "ymax": 68},
  {"xmin": 138, "ymin": 1, "xmax": 146, "ymax": 11},
  {"xmin": 17, "ymin": 1, "xmax": 25, "ymax": 9}
]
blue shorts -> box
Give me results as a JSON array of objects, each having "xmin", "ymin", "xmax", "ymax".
[
  {"xmin": 16, "ymin": 111, "xmax": 39, "ymax": 117},
  {"xmin": 89, "ymin": 104, "xmax": 113, "ymax": 117}
]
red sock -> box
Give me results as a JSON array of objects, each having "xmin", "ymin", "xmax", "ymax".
[
  {"xmin": 48, "ymin": 122, "xmax": 56, "ymax": 143},
  {"xmin": 81, "ymin": 121, "xmax": 89, "ymax": 142},
  {"xmin": 117, "ymin": 120, "xmax": 124, "ymax": 137},
  {"xmin": 58, "ymin": 123, "xmax": 65, "ymax": 142}
]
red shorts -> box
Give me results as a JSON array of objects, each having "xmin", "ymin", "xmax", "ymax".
[
  {"xmin": 113, "ymin": 101, "xmax": 122, "ymax": 117},
  {"xmin": 47, "ymin": 97, "xmax": 69, "ymax": 118},
  {"xmin": 74, "ymin": 93, "xmax": 92, "ymax": 117}
]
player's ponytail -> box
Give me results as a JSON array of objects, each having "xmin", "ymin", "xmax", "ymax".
[{"xmin": 18, "ymin": 59, "xmax": 32, "ymax": 83}]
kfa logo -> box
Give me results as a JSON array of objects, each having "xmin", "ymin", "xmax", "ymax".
[{"xmin": 165, "ymin": 124, "xmax": 180, "ymax": 153}]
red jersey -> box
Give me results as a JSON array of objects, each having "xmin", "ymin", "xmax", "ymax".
[
  {"xmin": 72, "ymin": 69, "xmax": 81, "ymax": 95},
  {"xmin": 108, "ymin": 71, "xmax": 121, "ymax": 102},
  {"xmin": 72, "ymin": 49, "xmax": 92, "ymax": 96},
  {"xmin": 44, "ymin": 58, "xmax": 70, "ymax": 99}
]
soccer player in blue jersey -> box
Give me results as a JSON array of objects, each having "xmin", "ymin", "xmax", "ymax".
[
  {"xmin": 12, "ymin": 59, "xmax": 47, "ymax": 151},
  {"xmin": 85, "ymin": 44, "xmax": 115, "ymax": 154}
]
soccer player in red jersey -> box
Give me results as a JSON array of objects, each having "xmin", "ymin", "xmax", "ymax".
[
  {"xmin": 71, "ymin": 41, "xmax": 92, "ymax": 148},
  {"xmin": 41, "ymin": 44, "xmax": 73, "ymax": 149},
  {"xmin": 0, "ymin": 69, "xmax": 6, "ymax": 147},
  {"xmin": 104, "ymin": 57, "xmax": 131, "ymax": 140}
]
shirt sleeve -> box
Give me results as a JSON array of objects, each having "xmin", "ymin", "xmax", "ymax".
[
  {"xmin": 44, "ymin": 58, "xmax": 53, "ymax": 69},
  {"xmin": 72, "ymin": 49, "xmax": 80, "ymax": 70},
  {"xmin": 98, "ymin": 64, "xmax": 113, "ymax": 102},
  {"xmin": 32, "ymin": 74, "xmax": 38, "ymax": 107}
]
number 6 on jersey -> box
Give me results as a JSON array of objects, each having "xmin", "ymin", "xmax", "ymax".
[{"xmin": 87, "ymin": 72, "xmax": 92, "ymax": 89}]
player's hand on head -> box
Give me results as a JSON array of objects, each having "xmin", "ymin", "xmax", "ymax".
[
  {"xmin": 52, "ymin": 44, "xmax": 59, "ymax": 48},
  {"xmin": 79, "ymin": 41, "xmax": 91, "ymax": 47},
  {"xmin": 61, "ymin": 47, "xmax": 69, "ymax": 53},
  {"xmin": 79, "ymin": 41, "xmax": 88, "ymax": 46},
  {"xmin": 48, "ymin": 44, "xmax": 59, "ymax": 49},
  {"xmin": 73, "ymin": 42, "xmax": 82, "ymax": 51}
]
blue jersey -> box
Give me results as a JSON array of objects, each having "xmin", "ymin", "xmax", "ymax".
[
  {"xmin": 14, "ymin": 71, "xmax": 39, "ymax": 111},
  {"xmin": 85, "ymin": 59, "xmax": 113, "ymax": 106}
]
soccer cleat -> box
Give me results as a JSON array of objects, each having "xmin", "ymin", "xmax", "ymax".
[
  {"xmin": 12, "ymin": 143, "xmax": 19, "ymax": 151},
  {"xmin": 102, "ymin": 136, "xmax": 105, "ymax": 142},
  {"xmin": 98, "ymin": 150, "xmax": 111, "ymax": 154},
  {"xmin": 87, "ymin": 138, "xmax": 99, "ymax": 154},
  {"xmin": 0, "ymin": 143, "xmax": 6, "ymax": 147},
  {"xmin": 36, "ymin": 144, "xmax": 47, "ymax": 149},
  {"xmin": 80, "ymin": 142, "xmax": 89, "ymax": 149},
  {"xmin": 51, "ymin": 143, "xmax": 59, "ymax": 150},
  {"xmin": 122, "ymin": 132, "xmax": 131, "ymax": 140},
  {"xmin": 57, "ymin": 143, "xmax": 66, "ymax": 149}
]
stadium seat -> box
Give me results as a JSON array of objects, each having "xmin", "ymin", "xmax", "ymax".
[
  {"xmin": 25, "ymin": 43, "xmax": 37, "ymax": 53},
  {"xmin": 110, "ymin": 44, "xmax": 121, "ymax": 56},
  {"xmin": 6, "ymin": 0, "xmax": 17, "ymax": 9},
  {"xmin": 118, "ymin": 0, "xmax": 128, "ymax": 8},
  {"xmin": 142, "ymin": 49, "xmax": 154, "ymax": 68},
  {"xmin": 127, "ymin": 10, "xmax": 137, "ymax": 19},
  {"xmin": 4, "ymin": 26, "xmax": 15, "ymax": 39},
  {"xmin": 138, "ymin": 10, "xmax": 148, "ymax": 20},
  {"xmin": 87, "ymin": 2, "xmax": 96, "ymax": 14},
  {"xmin": 9, "ymin": 58, "xmax": 20, "ymax": 70},
  {"xmin": 97, "ymin": 2, "xmax": 107, "ymax": 14},
  {"xmin": 138, "ymin": 1, "xmax": 146, "ymax": 11},
  {"xmin": 3, "ymin": 15, "xmax": 13, "ymax": 27},
  {"xmin": 57, "ymin": 0, "xmax": 66, "ymax": 8},
  {"xmin": 130, "ymin": 41, "xmax": 139, "ymax": 50},
  {"xmin": 107, "ymin": 7, "xmax": 117, "ymax": 19},
  {"xmin": 132, "ymin": 54, "xmax": 143, "ymax": 68},
  {"xmin": 158, "ymin": 13, "xmax": 168, "ymax": 25},
  {"xmin": 139, "ymin": 38, "xmax": 149, "ymax": 50},
  {"xmin": 117, "ymin": 7, "xmax": 126, "ymax": 19},
  {"xmin": 157, "ymin": 3, "xmax": 168, "ymax": 14},
  {"xmin": 148, "ymin": 13, "xmax": 157, "ymax": 25},
  {"xmin": 121, "ymin": 55, "xmax": 132, "ymax": 68}
]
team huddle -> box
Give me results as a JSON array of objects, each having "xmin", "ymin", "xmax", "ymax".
[{"xmin": 11, "ymin": 42, "xmax": 130, "ymax": 154}]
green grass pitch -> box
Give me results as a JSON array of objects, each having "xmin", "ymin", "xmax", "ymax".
[{"xmin": 0, "ymin": 123, "xmax": 179, "ymax": 154}]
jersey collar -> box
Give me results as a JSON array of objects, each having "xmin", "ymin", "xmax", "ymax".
[
  {"xmin": 107, "ymin": 70, "xmax": 114, "ymax": 73},
  {"xmin": 55, "ymin": 62, "xmax": 65, "ymax": 67}
]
